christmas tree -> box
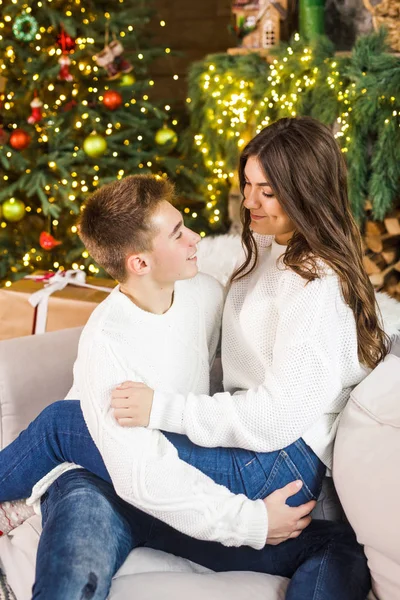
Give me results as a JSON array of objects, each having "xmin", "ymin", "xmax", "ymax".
[{"xmin": 0, "ymin": 0, "xmax": 214, "ymax": 284}]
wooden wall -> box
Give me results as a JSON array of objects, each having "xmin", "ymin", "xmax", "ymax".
[
  {"xmin": 147, "ymin": 0, "xmax": 235, "ymax": 106},
  {"xmin": 145, "ymin": 0, "xmax": 375, "ymax": 107}
]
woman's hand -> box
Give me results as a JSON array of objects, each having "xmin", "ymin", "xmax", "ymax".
[{"xmin": 111, "ymin": 381, "xmax": 154, "ymax": 427}]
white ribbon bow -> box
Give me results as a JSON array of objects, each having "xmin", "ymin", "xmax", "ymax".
[{"xmin": 28, "ymin": 270, "xmax": 113, "ymax": 334}]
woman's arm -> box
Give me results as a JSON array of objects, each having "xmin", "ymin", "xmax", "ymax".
[
  {"xmin": 76, "ymin": 330, "xmax": 268, "ymax": 550},
  {"xmin": 148, "ymin": 275, "xmax": 356, "ymax": 452}
]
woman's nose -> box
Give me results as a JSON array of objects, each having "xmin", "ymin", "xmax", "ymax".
[{"xmin": 244, "ymin": 189, "xmax": 259, "ymax": 209}]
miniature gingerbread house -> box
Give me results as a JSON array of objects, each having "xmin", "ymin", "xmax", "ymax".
[{"xmin": 232, "ymin": 0, "xmax": 288, "ymax": 49}]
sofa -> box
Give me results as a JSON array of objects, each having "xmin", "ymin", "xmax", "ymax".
[
  {"xmin": 1, "ymin": 332, "xmax": 400, "ymax": 599},
  {"xmin": 0, "ymin": 235, "xmax": 399, "ymax": 599}
]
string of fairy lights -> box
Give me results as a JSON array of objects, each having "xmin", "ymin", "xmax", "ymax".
[
  {"xmin": 0, "ymin": 0, "xmax": 187, "ymax": 284},
  {"xmin": 2, "ymin": 11, "xmax": 399, "ymax": 286},
  {"xmin": 189, "ymin": 31, "xmax": 399, "ymax": 223}
]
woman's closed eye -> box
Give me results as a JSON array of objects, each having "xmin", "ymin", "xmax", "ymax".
[{"xmin": 262, "ymin": 191, "xmax": 274, "ymax": 198}]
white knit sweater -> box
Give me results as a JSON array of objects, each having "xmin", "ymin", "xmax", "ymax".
[
  {"xmin": 149, "ymin": 234, "xmax": 369, "ymax": 469},
  {"xmin": 28, "ymin": 273, "xmax": 268, "ymax": 550}
]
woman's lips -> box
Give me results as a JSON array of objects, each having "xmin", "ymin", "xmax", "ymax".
[{"xmin": 250, "ymin": 214, "xmax": 265, "ymax": 221}]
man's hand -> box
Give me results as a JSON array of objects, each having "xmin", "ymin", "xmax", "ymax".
[
  {"xmin": 264, "ymin": 480, "xmax": 316, "ymax": 545},
  {"xmin": 111, "ymin": 381, "xmax": 154, "ymax": 427}
]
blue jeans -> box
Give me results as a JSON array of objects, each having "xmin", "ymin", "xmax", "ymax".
[
  {"xmin": 34, "ymin": 469, "xmax": 370, "ymax": 600},
  {"xmin": 0, "ymin": 401, "xmax": 369, "ymax": 598},
  {"xmin": 0, "ymin": 400, "xmax": 325, "ymax": 505}
]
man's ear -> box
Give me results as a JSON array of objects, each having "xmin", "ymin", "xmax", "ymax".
[{"xmin": 126, "ymin": 253, "xmax": 151, "ymax": 276}]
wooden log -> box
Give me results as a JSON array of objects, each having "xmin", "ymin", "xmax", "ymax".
[
  {"xmin": 384, "ymin": 217, "xmax": 400, "ymax": 235},
  {"xmin": 365, "ymin": 220, "xmax": 386, "ymax": 236},
  {"xmin": 384, "ymin": 272, "xmax": 400, "ymax": 296},
  {"xmin": 365, "ymin": 235, "xmax": 383, "ymax": 253},
  {"xmin": 363, "ymin": 254, "xmax": 386, "ymax": 275},
  {"xmin": 364, "ymin": 199, "xmax": 373, "ymax": 211},
  {"xmin": 382, "ymin": 249, "xmax": 398, "ymax": 264},
  {"xmin": 369, "ymin": 264, "xmax": 394, "ymax": 287},
  {"xmin": 365, "ymin": 234, "xmax": 400, "ymax": 254}
]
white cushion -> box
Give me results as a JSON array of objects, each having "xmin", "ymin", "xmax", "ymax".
[
  {"xmin": 0, "ymin": 515, "xmax": 288, "ymax": 600},
  {"xmin": 334, "ymin": 353, "xmax": 400, "ymax": 600}
]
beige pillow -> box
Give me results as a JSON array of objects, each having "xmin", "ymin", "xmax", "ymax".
[{"xmin": 334, "ymin": 353, "xmax": 400, "ymax": 600}]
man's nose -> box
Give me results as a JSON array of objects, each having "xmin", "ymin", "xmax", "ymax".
[
  {"xmin": 191, "ymin": 231, "xmax": 201, "ymax": 244},
  {"xmin": 187, "ymin": 228, "xmax": 201, "ymax": 245}
]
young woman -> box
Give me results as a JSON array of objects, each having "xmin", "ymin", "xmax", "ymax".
[{"xmin": 0, "ymin": 117, "xmax": 384, "ymax": 599}]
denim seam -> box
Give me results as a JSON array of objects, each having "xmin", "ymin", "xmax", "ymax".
[
  {"xmin": 295, "ymin": 439, "xmax": 320, "ymax": 478},
  {"xmin": 253, "ymin": 452, "xmax": 285, "ymax": 500},
  {"xmin": 312, "ymin": 543, "xmax": 330, "ymax": 600},
  {"xmin": 280, "ymin": 451, "xmax": 316, "ymax": 500}
]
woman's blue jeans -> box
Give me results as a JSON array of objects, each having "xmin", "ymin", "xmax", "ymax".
[
  {"xmin": 0, "ymin": 400, "xmax": 370, "ymax": 599},
  {"xmin": 0, "ymin": 400, "xmax": 325, "ymax": 505}
]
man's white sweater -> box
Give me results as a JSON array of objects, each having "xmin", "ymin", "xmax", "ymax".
[
  {"xmin": 150, "ymin": 235, "xmax": 368, "ymax": 470},
  {"xmin": 28, "ymin": 273, "xmax": 268, "ymax": 550}
]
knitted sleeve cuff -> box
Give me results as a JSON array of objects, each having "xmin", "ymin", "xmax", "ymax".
[
  {"xmin": 242, "ymin": 498, "xmax": 269, "ymax": 550},
  {"xmin": 149, "ymin": 390, "xmax": 186, "ymax": 434}
]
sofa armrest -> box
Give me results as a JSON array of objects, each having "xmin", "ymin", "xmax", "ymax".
[{"xmin": 0, "ymin": 327, "xmax": 82, "ymax": 449}]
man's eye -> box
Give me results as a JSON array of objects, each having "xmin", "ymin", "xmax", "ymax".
[{"xmin": 176, "ymin": 232, "xmax": 182, "ymax": 239}]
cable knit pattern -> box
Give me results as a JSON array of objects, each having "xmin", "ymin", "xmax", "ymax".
[
  {"xmin": 28, "ymin": 273, "xmax": 268, "ymax": 550},
  {"xmin": 150, "ymin": 234, "xmax": 369, "ymax": 470}
]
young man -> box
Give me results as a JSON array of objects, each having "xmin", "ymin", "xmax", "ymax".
[{"xmin": 0, "ymin": 175, "xmax": 369, "ymax": 599}]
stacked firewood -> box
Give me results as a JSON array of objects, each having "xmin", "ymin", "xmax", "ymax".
[{"xmin": 362, "ymin": 205, "xmax": 400, "ymax": 301}]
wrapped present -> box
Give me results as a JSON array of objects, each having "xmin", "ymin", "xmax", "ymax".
[{"xmin": 0, "ymin": 270, "xmax": 116, "ymax": 341}]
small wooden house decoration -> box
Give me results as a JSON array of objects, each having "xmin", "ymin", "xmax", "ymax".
[
  {"xmin": 232, "ymin": 0, "xmax": 288, "ymax": 49},
  {"xmin": 363, "ymin": 0, "xmax": 400, "ymax": 52}
]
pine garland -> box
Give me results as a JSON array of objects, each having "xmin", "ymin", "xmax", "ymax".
[{"xmin": 187, "ymin": 30, "xmax": 400, "ymax": 222}]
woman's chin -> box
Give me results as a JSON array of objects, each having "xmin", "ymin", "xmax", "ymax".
[{"xmin": 250, "ymin": 221, "xmax": 274, "ymax": 236}]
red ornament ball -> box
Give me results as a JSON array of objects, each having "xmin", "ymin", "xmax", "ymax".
[
  {"xmin": 56, "ymin": 31, "xmax": 76, "ymax": 53},
  {"xmin": 102, "ymin": 90, "xmax": 123, "ymax": 111},
  {"xmin": 9, "ymin": 129, "xmax": 31, "ymax": 151},
  {"xmin": 39, "ymin": 231, "xmax": 62, "ymax": 251}
]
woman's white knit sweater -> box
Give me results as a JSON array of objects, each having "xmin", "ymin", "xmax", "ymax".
[
  {"xmin": 149, "ymin": 234, "xmax": 368, "ymax": 469},
  {"xmin": 28, "ymin": 273, "xmax": 268, "ymax": 550}
]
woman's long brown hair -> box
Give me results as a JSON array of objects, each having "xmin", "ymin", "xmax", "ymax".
[{"xmin": 232, "ymin": 117, "xmax": 389, "ymax": 369}]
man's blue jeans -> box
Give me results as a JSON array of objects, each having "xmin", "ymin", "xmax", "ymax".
[
  {"xmin": 34, "ymin": 469, "xmax": 370, "ymax": 600},
  {"xmin": 0, "ymin": 401, "xmax": 370, "ymax": 599}
]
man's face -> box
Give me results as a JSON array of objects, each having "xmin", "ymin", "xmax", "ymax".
[{"xmin": 147, "ymin": 201, "xmax": 201, "ymax": 284}]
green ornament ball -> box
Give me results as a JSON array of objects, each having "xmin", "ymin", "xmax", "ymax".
[
  {"xmin": 119, "ymin": 73, "xmax": 136, "ymax": 87},
  {"xmin": 2, "ymin": 198, "xmax": 26, "ymax": 222},
  {"xmin": 155, "ymin": 126, "xmax": 178, "ymax": 149},
  {"xmin": 83, "ymin": 132, "xmax": 107, "ymax": 158}
]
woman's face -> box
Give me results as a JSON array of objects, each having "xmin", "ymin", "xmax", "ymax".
[{"xmin": 243, "ymin": 156, "xmax": 295, "ymax": 245}]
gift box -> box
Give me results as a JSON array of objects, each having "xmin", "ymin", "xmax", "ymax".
[{"xmin": 0, "ymin": 270, "xmax": 116, "ymax": 341}]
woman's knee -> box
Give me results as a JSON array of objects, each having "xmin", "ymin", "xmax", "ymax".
[{"xmin": 38, "ymin": 400, "xmax": 82, "ymax": 434}]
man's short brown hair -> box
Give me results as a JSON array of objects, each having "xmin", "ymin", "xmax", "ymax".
[{"xmin": 79, "ymin": 174, "xmax": 174, "ymax": 281}]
